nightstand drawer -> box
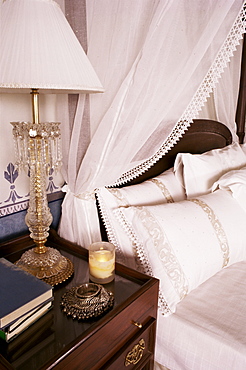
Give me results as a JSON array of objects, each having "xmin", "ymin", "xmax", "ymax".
[
  {"xmin": 54, "ymin": 281, "xmax": 158, "ymax": 369},
  {"xmin": 106, "ymin": 317, "xmax": 156, "ymax": 369}
]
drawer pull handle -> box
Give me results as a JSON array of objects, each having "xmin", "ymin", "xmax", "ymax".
[
  {"xmin": 125, "ymin": 338, "xmax": 145, "ymax": 366},
  {"xmin": 132, "ymin": 321, "xmax": 142, "ymax": 329}
]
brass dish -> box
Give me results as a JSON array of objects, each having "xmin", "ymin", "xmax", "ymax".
[{"xmin": 60, "ymin": 283, "xmax": 114, "ymax": 320}]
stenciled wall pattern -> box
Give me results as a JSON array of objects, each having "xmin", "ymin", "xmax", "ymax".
[{"xmin": 1, "ymin": 162, "xmax": 62, "ymax": 217}]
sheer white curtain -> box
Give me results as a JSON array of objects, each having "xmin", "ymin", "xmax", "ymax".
[
  {"xmin": 198, "ymin": 39, "xmax": 243, "ymax": 142},
  {"xmin": 59, "ymin": 0, "xmax": 245, "ymax": 247}
]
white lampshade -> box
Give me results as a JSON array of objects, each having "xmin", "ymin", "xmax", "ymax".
[{"xmin": 0, "ymin": 0, "xmax": 104, "ymax": 94}]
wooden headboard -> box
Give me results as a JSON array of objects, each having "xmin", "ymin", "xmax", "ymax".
[
  {"xmin": 129, "ymin": 119, "xmax": 233, "ymax": 185},
  {"xmin": 236, "ymin": 34, "xmax": 246, "ymax": 144}
]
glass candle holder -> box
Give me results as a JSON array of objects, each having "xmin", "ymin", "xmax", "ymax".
[{"xmin": 89, "ymin": 242, "xmax": 115, "ymax": 284}]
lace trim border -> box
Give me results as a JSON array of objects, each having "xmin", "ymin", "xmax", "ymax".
[{"xmin": 114, "ymin": 3, "xmax": 246, "ymax": 186}]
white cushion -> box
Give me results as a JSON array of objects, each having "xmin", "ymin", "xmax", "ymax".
[
  {"xmin": 213, "ymin": 166, "xmax": 246, "ymax": 214},
  {"xmin": 114, "ymin": 189, "xmax": 246, "ymax": 315},
  {"xmin": 174, "ymin": 142, "xmax": 246, "ymax": 198},
  {"xmin": 96, "ymin": 167, "xmax": 186, "ymax": 267}
]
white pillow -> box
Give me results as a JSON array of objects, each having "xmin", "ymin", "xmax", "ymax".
[
  {"xmin": 96, "ymin": 167, "xmax": 186, "ymax": 267},
  {"xmin": 114, "ymin": 189, "xmax": 246, "ymax": 316},
  {"xmin": 212, "ymin": 166, "xmax": 246, "ymax": 214},
  {"xmin": 174, "ymin": 142, "xmax": 246, "ymax": 198}
]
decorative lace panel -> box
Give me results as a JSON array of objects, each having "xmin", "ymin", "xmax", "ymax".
[
  {"xmin": 189, "ymin": 199, "xmax": 229, "ymax": 268},
  {"xmin": 115, "ymin": 205, "xmax": 190, "ymax": 316},
  {"xmin": 134, "ymin": 206, "xmax": 189, "ymax": 300},
  {"xmin": 115, "ymin": 209, "xmax": 172, "ymax": 316},
  {"xmin": 149, "ymin": 178, "xmax": 174, "ymax": 203},
  {"xmin": 107, "ymin": 188, "xmax": 130, "ymax": 206}
]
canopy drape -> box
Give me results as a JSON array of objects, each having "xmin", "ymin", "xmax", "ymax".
[{"xmin": 59, "ymin": 0, "xmax": 246, "ymax": 248}]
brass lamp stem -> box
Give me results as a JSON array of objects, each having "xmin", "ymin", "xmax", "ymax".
[{"xmin": 31, "ymin": 88, "xmax": 40, "ymax": 124}]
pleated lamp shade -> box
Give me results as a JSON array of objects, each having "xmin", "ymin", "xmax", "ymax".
[{"xmin": 0, "ymin": 0, "xmax": 104, "ymax": 94}]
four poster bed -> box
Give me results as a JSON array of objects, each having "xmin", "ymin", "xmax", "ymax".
[{"xmin": 95, "ymin": 37, "xmax": 246, "ymax": 369}]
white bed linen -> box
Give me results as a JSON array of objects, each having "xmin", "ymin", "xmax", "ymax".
[{"xmin": 155, "ymin": 260, "xmax": 246, "ymax": 370}]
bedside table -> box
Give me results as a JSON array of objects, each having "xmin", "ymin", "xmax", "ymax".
[{"xmin": 0, "ymin": 230, "xmax": 159, "ymax": 370}]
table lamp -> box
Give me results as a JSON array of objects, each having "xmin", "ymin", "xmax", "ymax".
[{"xmin": 0, "ymin": 0, "xmax": 104, "ymax": 285}]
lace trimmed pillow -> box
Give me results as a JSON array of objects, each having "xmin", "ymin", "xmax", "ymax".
[
  {"xmin": 96, "ymin": 167, "xmax": 185, "ymax": 267},
  {"xmin": 174, "ymin": 142, "xmax": 246, "ymax": 198},
  {"xmin": 114, "ymin": 189, "xmax": 246, "ymax": 316}
]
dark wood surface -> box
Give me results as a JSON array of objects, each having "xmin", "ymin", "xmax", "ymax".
[
  {"xmin": 127, "ymin": 119, "xmax": 232, "ymax": 185},
  {"xmin": 0, "ymin": 230, "xmax": 159, "ymax": 370},
  {"xmin": 236, "ymin": 34, "xmax": 246, "ymax": 144}
]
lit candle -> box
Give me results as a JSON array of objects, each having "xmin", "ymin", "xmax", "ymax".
[{"xmin": 89, "ymin": 242, "xmax": 115, "ymax": 284}]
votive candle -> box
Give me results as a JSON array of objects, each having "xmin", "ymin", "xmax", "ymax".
[{"xmin": 89, "ymin": 242, "xmax": 115, "ymax": 284}]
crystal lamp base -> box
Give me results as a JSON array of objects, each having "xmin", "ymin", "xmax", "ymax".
[{"xmin": 16, "ymin": 247, "xmax": 74, "ymax": 286}]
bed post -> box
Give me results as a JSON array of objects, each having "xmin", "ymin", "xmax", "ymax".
[{"xmin": 236, "ymin": 33, "xmax": 246, "ymax": 144}]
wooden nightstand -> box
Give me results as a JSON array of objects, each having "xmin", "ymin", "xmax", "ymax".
[{"xmin": 0, "ymin": 230, "xmax": 159, "ymax": 370}]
